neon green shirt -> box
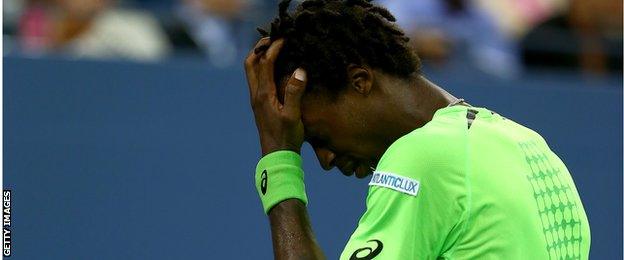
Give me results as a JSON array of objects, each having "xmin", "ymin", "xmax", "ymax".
[{"xmin": 340, "ymin": 106, "xmax": 591, "ymax": 260}]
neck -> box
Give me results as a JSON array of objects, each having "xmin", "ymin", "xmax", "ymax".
[
  {"xmin": 411, "ymin": 75, "xmax": 459, "ymax": 121},
  {"xmin": 376, "ymin": 75, "xmax": 457, "ymax": 148}
]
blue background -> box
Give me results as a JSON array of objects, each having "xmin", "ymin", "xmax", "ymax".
[{"xmin": 4, "ymin": 56, "xmax": 622, "ymax": 259}]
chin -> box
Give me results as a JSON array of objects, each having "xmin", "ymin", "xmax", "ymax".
[{"xmin": 354, "ymin": 164, "xmax": 374, "ymax": 178}]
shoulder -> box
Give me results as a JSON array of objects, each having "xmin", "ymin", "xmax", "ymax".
[{"xmin": 375, "ymin": 113, "xmax": 467, "ymax": 181}]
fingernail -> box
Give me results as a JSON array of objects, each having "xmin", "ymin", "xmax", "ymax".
[{"xmin": 294, "ymin": 68, "xmax": 306, "ymax": 81}]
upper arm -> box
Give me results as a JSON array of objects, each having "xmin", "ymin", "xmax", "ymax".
[{"xmin": 340, "ymin": 129, "xmax": 469, "ymax": 260}]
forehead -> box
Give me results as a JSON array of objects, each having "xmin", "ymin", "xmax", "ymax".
[
  {"xmin": 301, "ymin": 92, "xmax": 335, "ymax": 136},
  {"xmin": 277, "ymin": 78, "xmax": 340, "ymax": 136}
]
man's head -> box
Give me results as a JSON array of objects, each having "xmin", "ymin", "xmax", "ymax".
[{"xmin": 259, "ymin": 0, "xmax": 422, "ymax": 178}]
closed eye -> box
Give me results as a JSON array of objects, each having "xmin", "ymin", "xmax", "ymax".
[{"xmin": 304, "ymin": 130, "xmax": 334, "ymax": 151}]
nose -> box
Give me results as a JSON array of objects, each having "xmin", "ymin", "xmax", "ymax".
[{"xmin": 313, "ymin": 146, "xmax": 336, "ymax": 171}]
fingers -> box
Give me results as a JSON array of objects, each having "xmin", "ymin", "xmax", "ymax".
[
  {"xmin": 244, "ymin": 37, "xmax": 271, "ymax": 74},
  {"xmin": 261, "ymin": 38, "xmax": 284, "ymax": 64},
  {"xmin": 244, "ymin": 37, "xmax": 272, "ymax": 101},
  {"xmin": 282, "ymin": 68, "xmax": 307, "ymax": 115},
  {"xmin": 258, "ymin": 39, "xmax": 285, "ymax": 84},
  {"xmin": 253, "ymin": 37, "xmax": 271, "ymax": 54},
  {"xmin": 244, "ymin": 37, "xmax": 278, "ymax": 69},
  {"xmin": 256, "ymin": 39, "xmax": 285, "ymax": 101}
]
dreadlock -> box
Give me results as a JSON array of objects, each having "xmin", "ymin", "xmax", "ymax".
[{"xmin": 258, "ymin": 0, "xmax": 421, "ymax": 98}]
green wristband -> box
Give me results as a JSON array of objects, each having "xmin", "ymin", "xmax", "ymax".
[{"xmin": 255, "ymin": 150, "xmax": 308, "ymax": 214}]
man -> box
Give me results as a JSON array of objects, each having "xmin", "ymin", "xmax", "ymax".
[{"xmin": 244, "ymin": 0, "xmax": 591, "ymax": 259}]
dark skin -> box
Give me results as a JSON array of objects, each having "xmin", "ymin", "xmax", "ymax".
[{"xmin": 244, "ymin": 38, "xmax": 461, "ymax": 259}]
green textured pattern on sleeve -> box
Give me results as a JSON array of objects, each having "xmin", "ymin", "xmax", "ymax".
[
  {"xmin": 340, "ymin": 106, "xmax": 590, "ymax": 260},
  {"xmin": 255, "ymin": 150, "xmax": 308, "ymax": 214}
]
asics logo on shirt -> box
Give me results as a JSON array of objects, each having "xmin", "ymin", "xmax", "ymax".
[{"xmin": 350, "ymin": 239, "xmax": 383, "ymax": 260}]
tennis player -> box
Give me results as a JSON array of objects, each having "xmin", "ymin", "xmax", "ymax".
[{"xmin": 244, "ymin": 0, "xmax": 591, "ymax": 259}]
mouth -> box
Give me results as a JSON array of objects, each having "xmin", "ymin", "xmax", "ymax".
[{"xmin": 337, "ymin": 160, "xmax": 373, "ymax": 179}]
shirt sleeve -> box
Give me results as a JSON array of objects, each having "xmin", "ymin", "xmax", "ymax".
[{"xmin": 340, "ymin": 127, "xmax": 469, "ymax": 260}]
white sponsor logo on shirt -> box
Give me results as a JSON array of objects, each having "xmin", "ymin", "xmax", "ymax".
[{"xmin": 368, "ymin": 171, "xmax": 420, "ymax": 196}]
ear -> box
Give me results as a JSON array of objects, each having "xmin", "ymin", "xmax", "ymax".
[{"xmin": 347, "ymin": 64, "xmax": 373, "ymax": 96}]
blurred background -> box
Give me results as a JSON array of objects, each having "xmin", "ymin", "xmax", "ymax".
[
  {"xmin": 3, "ymin": 0, "xmax": 622, "ymax": 259},
  {"xmin": 3, "ymin": 0, "xmax": 623, "ymax": 73}
]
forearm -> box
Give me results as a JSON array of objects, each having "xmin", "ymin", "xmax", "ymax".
[
  {"xmin": 269, "ymin": 199, "xmax": 326, "ymax": 260},
  {"xmin": 246, "ymin": 37, "xmax": 322, "ymax": 259},
  {"xmin": 254, "ymin": 151, "xmax": 326, "ymax": 259}
]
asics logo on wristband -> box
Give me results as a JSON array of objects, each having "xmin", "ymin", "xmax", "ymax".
[{"xmin": 260, "ymin": 170, "xmax": 268, "ymax": 195}]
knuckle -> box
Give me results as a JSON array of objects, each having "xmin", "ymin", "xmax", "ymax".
[
  {"xmin": 281, "ymin": 112, "xmax": 297, "ymax": 123},
  {"xmin": 252, "ymin": 98, "xmax": 265, "ymax": 110},
  {"xmin": 279, "ymin": 113, "xmax": 292, "ymax": 122},
  {"xmin": 266, "ymin": 54, "xmax": 279, "ymax": 64},
  {"xmin": 285, "ymin": 84, "xmax": 299, "ymax": 95},
  {"xmin": 265, "ymin": 54, "xmax": 276, "ymax": 63},
  {"xmin": 256, "ymin": 90, "xmax": 269, "ymax": 100},
  {"xmin": 244, "ymin": 62, "xmax": 254, "ymax": 72},
  {"xmin": 259, "ymin": 55, "xmax": 275, "ymax": 65},
  {"xmin": 258, "ymin": 57, "xmax": 267, "ymax": 66},
  {"xmin": 256, "ymin": 37, "xmax": 269, "ymax": 46},
  {"xmin": 244, "ymin": 54, "xmax": 254, "ymax": 65}
]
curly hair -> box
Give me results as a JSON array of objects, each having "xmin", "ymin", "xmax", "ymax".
[{"xmin": 257, "ymin": 0, "xmax": 421, "ymax": 98}]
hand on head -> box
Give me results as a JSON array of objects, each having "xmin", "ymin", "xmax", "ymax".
[{"xmin": 244, "ymin": 38, "xmax": 308, "ymax": 156}]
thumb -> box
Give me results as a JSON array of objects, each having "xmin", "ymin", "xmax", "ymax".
[{"xmin": 283, "ymin": 68, "xmax": 307, "ymax": 114}]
